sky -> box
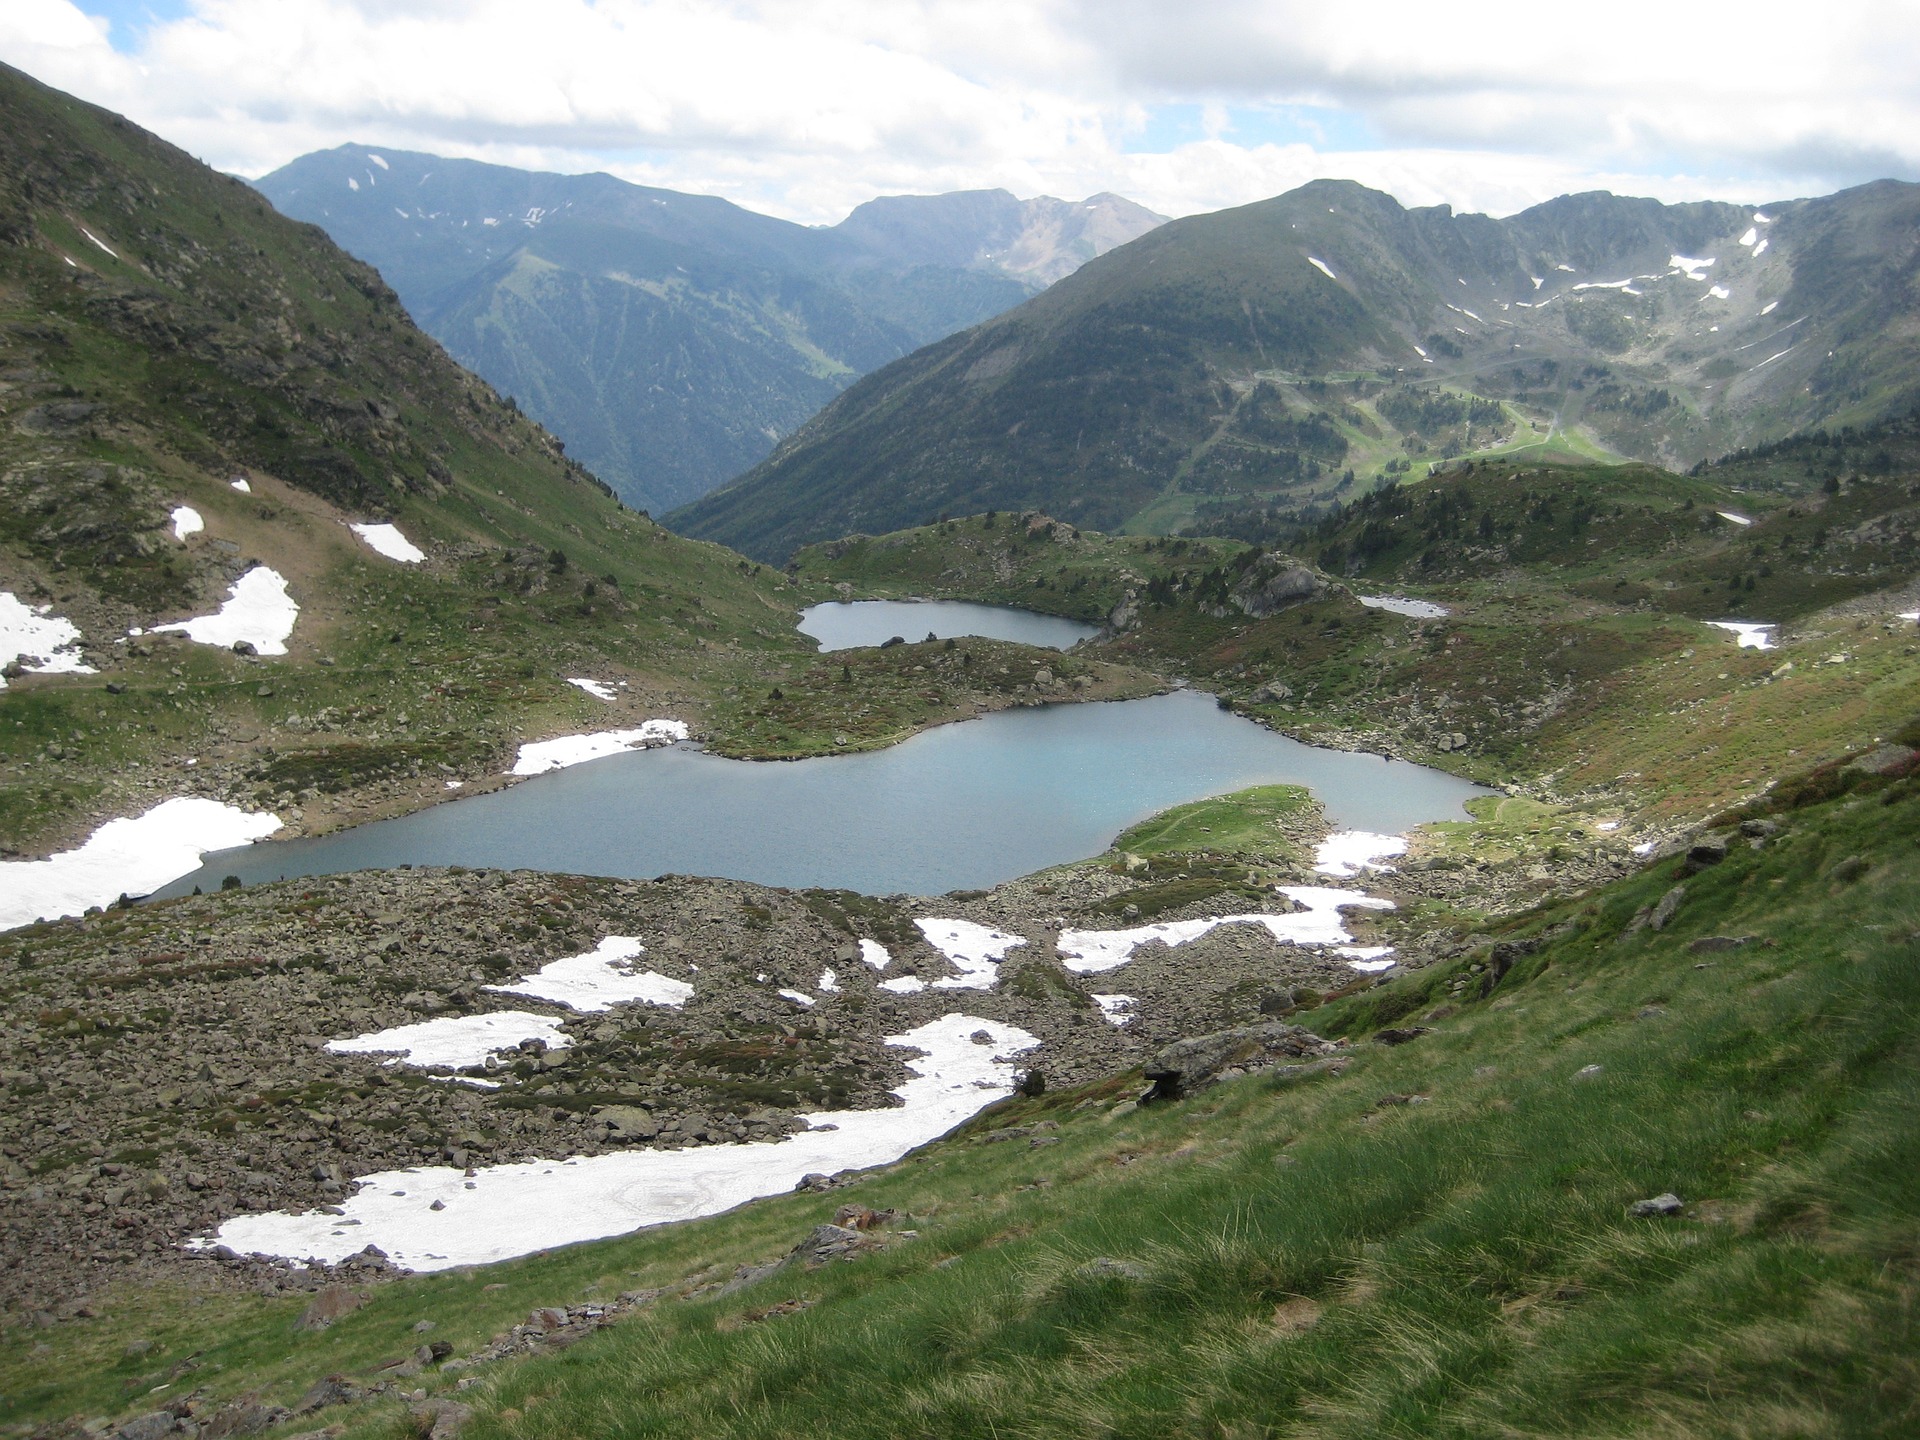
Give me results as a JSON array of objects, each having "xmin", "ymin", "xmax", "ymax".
[{"xmin": 3, "ymin": 0, "xmax": 1917, "ymax": 225}]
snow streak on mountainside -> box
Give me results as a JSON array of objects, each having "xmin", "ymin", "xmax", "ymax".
[{"xmin": 668, "ymin": 178, "xmax": 1920, "ymax": 562}]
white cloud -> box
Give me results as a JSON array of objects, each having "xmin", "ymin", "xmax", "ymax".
[{"xmin": 1, "ymin": 0, "xmax": 1913, "ymax": 223}]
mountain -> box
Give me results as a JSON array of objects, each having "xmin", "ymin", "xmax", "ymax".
[
  {"xmin": 667, "ymin": 177, "xmax": 1920, "ymax": 561},
  {"xmin": 0, "ymin": 61, "xmax": 822, "ymax": 858},
  {"xmin": 255, "ymin": 148, "xmax": 1164, "ymax": 511}
]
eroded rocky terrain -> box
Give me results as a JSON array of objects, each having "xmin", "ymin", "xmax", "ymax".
[{"xmin": 0, "ymin": 798, "xmax": 1471, "ymax": 1320}]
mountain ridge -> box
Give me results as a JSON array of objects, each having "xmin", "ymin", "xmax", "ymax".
[
  {"xmin": 668, "ymin": 176, "xmax": 1920, "ymax": 561},
  {"xmin": 255, "ymin": 147, "xmax": 1165, "ymax": 511}
]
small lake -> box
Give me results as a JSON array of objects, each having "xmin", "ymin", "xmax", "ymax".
[
  {"xmin": 160, "ymin": 692, "xmax": 1487, "ymax": 898},
  {"xmin": 798, "ymin": 600, "xmax": 1097, "ymax": 652}
]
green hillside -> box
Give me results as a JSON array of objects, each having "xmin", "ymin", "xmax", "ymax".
[
  {"xmin": 794, "ymin": 454, "xmax": 1920, "ymax": 815},
  {"xmin": 670, "ymin": 179, "xmax": 1920, "ymax": 562},
  {"xmin": 0, "ymin": 62, "xmax": 839, "ymax": 855}
]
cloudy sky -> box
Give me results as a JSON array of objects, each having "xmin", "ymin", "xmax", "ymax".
[{"xmin": 4, "ymin": 0, "xmax": 1916, "ymax": 224}]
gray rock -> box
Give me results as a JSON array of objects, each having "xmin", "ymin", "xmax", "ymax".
[
  {"xmin": 1649, "ymin": 885, "xmax": 1687, "ymax": 931},
  {"xmin": 1681, "ymin": 842, "xmax": 1727, "ymax": 875},
  {"xmin": 293, "ymin": 1285, "xmax": 364, "ymax": 1332},
  {"xmin": 1230, "ymin": 556, "xmax": 1329, "ymax": 618},
  {"xmin": 293, "ymin": 1374, "xmax": 362, "ymax": 1414},
  {"xmin": 1142, "ymin": 1022, "xmax": 1333, "ymax": 1102},
  {"xmin": 113, "ymin": 1411, "xmax": 175, "ymax": 1440},
  {"xmin": 788, "ymin": 1223, "xmax": 872, "ymax": 1267},
  {"xmin": 1572, "ymin": 1064, "xmax": 1605, "ymax": 1081},
  {"xmin": 1627, "ymin": 1192, "xmax": 1684, "ymax": 1217},
  {"xmin": 1078, "ymin": 1257, "xmax": 1147, "ymax": 1280}
]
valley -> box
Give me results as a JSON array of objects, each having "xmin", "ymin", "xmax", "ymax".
[{"xmin": 0, "ymin": 47, "xmax": 1917, "ymax": 1440}]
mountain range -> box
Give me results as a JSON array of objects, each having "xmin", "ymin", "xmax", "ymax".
[
  {"xmin": 256, "ymin": 148, "xmax": 1163, "ymax": 512},
  {"xmin": 669, "ymin": 177, "xmax": 1920, "ymax": 561}
]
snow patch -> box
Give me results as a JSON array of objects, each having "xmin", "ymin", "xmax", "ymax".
[
  {"xmin": 1669, "ymin": 254, "xmax": 1716, "ymax": 280},
  {"xmin": 567, "ymin": 678, "xmax": 617, "ymax": 701},
  {"xmin": 229, "ymin": 478, "xmax": 251, "ymax": 493},
  {"xmin": 153, "ymin": 567, "xmax": 299, "ymax": 656},
  {"xmin": 1307, "ymin": 256, "xmax": 1336, "ymax": 279},
  {"xmin": 1706, "ymin": 285, "xmax": 1731, "ymax": 300},
  {"xmin": 1707, "ymin": 621, "xmax": 1776, "ymax": 650},
  {"xmin": 1313, "ymin": 831, "xmax": 1407, "ymax": 878},
  {"xmin": 858, "ymin": 939, "xmax": 890, "ymax": 970},
  {"xmin": 1092, "ymin": 994, "xmax": 1135, "ymax": 1027},
  {"xmin": 778, "ymin": 989, "xmax": 815, "ymax": 1007},
  {"xmin": 367, "ymin": 153, "xmax": 388, "ymax": 170},
  {"xmin": 1738, "ymin": 227, "xmax": 1758, "ymax": 247},
  {"xmin": 1359, "ymin": 594, "xmax": 1449, "ymax": 618},
  {"xmin": 202, "ymin": 1014, "xmax": 1038, "ymax": 1272},
  {"xmin": 346, "ymin": 176, "xmax": 359, "ymax": 191},
  {"xmin": 509, "ymin": 720, "xmax": 688, "ymax": 775},
  {"xmin": 0, "ymin": 593, "xmax": 94, "ymax": 686},
  {"xmin": 350, "ymin": 523, "xmax": 425, "ymax": 563},
  {"xmin": 1761, "ymin": 300, "xmax": 1779, "ymax": 315},
  {"xmin": 79, "ymin": 226, "xmax": 117, "ymax": 259},
  {"xmin": 1056, "ymin": 887, "xmax": 1396, "ymax": 974},
  {"xmin": 1530, "ymin": 275, "xmax": 1544, "ymax": 289},
  {"xmin": 0, "ymin": 797, "xmax": 280, "ymax": 931},
  {"xmin": 328, "ymin": 1011, "xmax": 570, "ymax": 1070},
  {"xmin": 819, "ymin": 967, "xmax": 840, "ymax": 993},
  {"xmin": 1717, "ymin": 510, "xmax": 1753, "ymax": 526},
  {"xmin": 486, "ymin": 936, "xmax": 693, "ymax": 1012},
  {"xmin": 169, "ymin": 505, "xmax": 203, "ymax": 542},
  {"xmin": 915, "ymin": 918, "xmax": 1027, "ymax": 989},
  {"xmin": 1751, "ymin": 239, "xmax": 1769, "ymax": 257},
  {"xmin": 878, "ymin": 975, "xmax": 926, "ymax": 994}
]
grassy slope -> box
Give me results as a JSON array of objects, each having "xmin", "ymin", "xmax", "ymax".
[{"xmin": 7, "ymin": 746, "xmax": 1915, "ymax": 1437}]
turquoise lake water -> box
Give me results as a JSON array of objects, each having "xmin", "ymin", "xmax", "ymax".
[
  {"xmin": 159, "ymin": 691, "xmax": 1488, "ymax": 898},
  {"xmin": 798, "ymin": 600, "xmax": 1097, "ymax": 652}
]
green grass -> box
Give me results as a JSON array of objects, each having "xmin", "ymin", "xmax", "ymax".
[
  {"xmin": 9, "ymin": 755, "xmax": 1918, "ymax": 1437},
  {"xmin": 1110, "ymin": 783, "xmax": 1313, "ymax": 864}
]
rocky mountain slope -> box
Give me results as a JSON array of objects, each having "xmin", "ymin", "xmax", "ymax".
[
  {"xmin": 0, "ymin": 61, "xmax": 843, "ymax": 858},
  {"xmin": 256, "ymin": 148, "xmax": 1163, "ymax": 512},
  {"xmin": 671, "ymin": 177, "xmax": 1920, "ymax": 561}
]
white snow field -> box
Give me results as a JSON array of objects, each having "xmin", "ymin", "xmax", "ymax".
[
  {"xmin": 327, "ymin": 1011, "xmax": 572, "ymax": 1069},
  {"xmin": 1055, "ymin": 886, "xmax": 1396, "ymax": 974},
  {"xmin": 1707, "ymin": 621, "xmax": 1777, "ymax": 650},
  {"xmin": 153, "ymin": 567, "xmax": 299, "ymax": 655},
  {"xmin": 0, "ymin": 797, "xmax": 281, "ymax": 931},
  {"xmin": 169, "ymin": 505, "xmax": 203, "ymax": 541},
  {"xmin": 486, "ymin": 937, "xmax": 694, "ymax": 1012},
  {"xmin": 914, "ymin": 918, "xmax": 1028, "ymax": 989},
  {"xmin": 1092, "ymin": 994, "xmax": 1136, "ymax": 1026},
  {"xmin": 1358, "ymin": 595, "xmax": 1449, "ymax": 618},
  {"xmin": 204, "ymin": 1014, "xmax": 1039, "ymax": 1271},
  {"xmin": 0, "ymin": 593, "xmax": 95, "ymax": 686},
  {"xmin": 1307, "ymin": 256, "xmax": 1336, "ymax": 279},
  {"xmin": 350, "ymin": 523, "xmax": 426, "ymax": 563},
  {"xmin": 509, "ymin": 720, "xmax": 689, "ymax": 775},
  {"xmin": 1314, "ymin": 831, "xmax": 1408, "ymax": 878},
  {"xmin": 566, "ymin": 678, "xmax": 618, "ymax": 701}
]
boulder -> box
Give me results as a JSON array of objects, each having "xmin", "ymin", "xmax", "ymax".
[
  {"xmin": 1627, "ymin": 1193, "xmax": 1684, "ymax": 1217},
  {"xmin": 1648, "ymin": 885, "xmax": 1687, "ymax": 931},
  {"xmin": 1142, "ymin": 1022, "xmax": 1332, "ymax": 1102},
  {"xmin": 1230, "ymin": 556, "xmax": 1328, "ymax": 618},
  {"xmin": 294, "ymin": 1285, "xmax": 365, "ymax": 1332}
]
